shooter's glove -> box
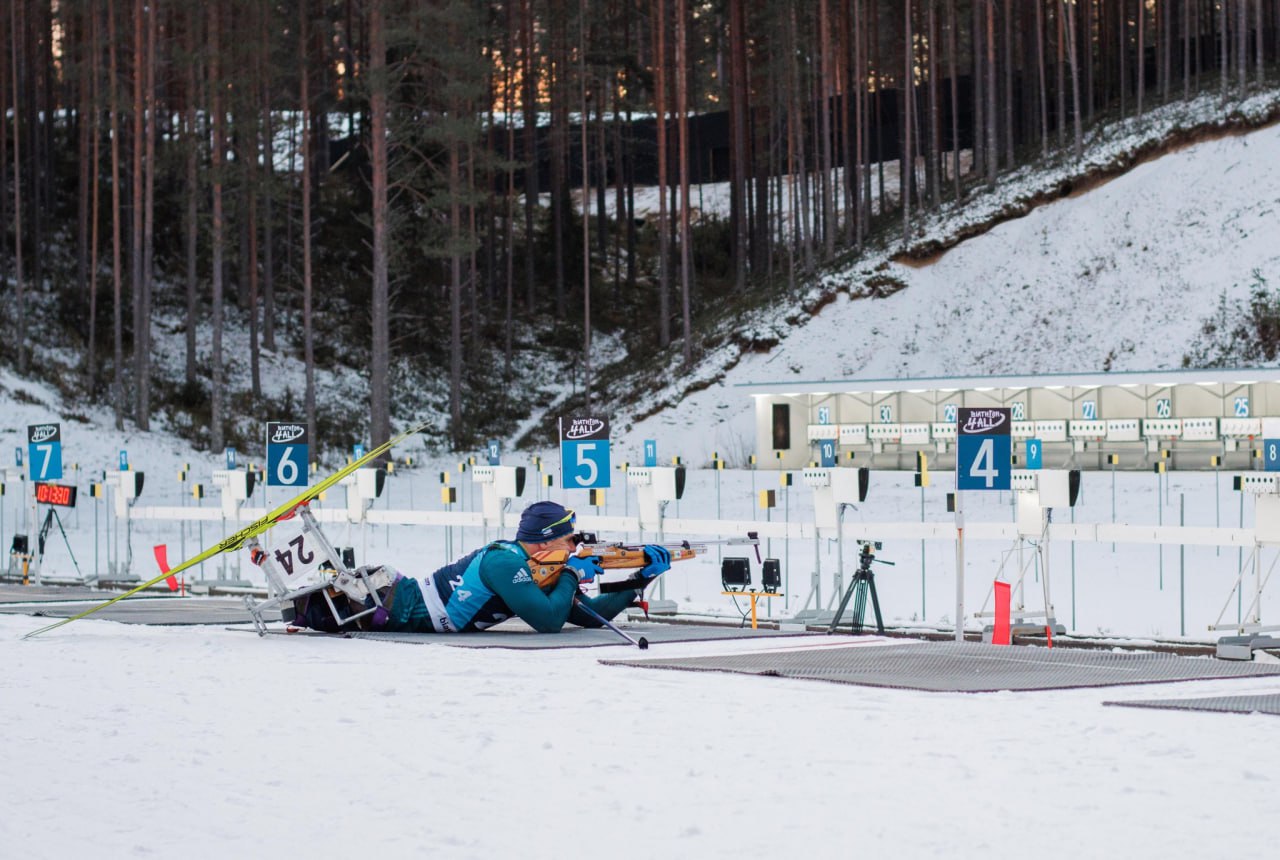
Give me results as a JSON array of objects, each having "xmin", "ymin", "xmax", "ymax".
[
  {"xmin": 639, "ymin": 545, "xmax": 672, "ymax": 579},
  {"xmin": 565, "ymin": 555, "xmax": 603, "ymax": 584}
]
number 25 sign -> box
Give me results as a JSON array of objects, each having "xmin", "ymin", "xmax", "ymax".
[
  {"xmin": 559, "ymin": 416, "xmax": 611, "ymax": 489},
  {"xmin": 956, "ymin": 407, "xmax": 1011, "ymax": 491}
]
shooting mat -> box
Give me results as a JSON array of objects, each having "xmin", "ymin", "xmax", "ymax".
[
  {"xmin": 599, "ymin": 641, "xmax": 1280, "ymax": 692},
  {"xmin": 0, "ymin": 584, "xmax": 141, "ymax": 603},
  {"xmin": 0, "ymin": 597, "xmax": 256, "ymax": 625},
  {"xmin": 1103, "ymin": 693, "xmax": 1280, "ymax": 716},
  {"xmin": 274, "ymin": 621, "xmax": 817, "ymax": 649}
]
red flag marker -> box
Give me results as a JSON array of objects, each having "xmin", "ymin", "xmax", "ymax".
[
  {"xmin": 992, "ymin": 581, "xmax": 1011, "ymax": 646},
  {"xmin": 154, "ymin": 544, "xmax": 180, "ymax": 592}
]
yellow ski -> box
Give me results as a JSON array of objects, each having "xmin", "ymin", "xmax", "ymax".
[{"xmin": 22, "ymin": 421, "xmax": 429, "ymax": 638}]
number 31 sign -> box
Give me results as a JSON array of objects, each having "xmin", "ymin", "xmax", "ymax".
[
  {"xmin": 957, "ymin": 407, "xmax": 1011, "ymax": 491},
  {"xmin": 559, "ymin": 416, "xmax": 611, "ymax": 490}
]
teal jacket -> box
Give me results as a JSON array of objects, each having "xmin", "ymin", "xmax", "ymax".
[{"xmin": 384, "ymin": 540, "xmax": 639, "ymax": 633}]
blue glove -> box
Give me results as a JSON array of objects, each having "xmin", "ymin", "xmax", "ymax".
[
  {"xmin": 565, "ymin": 555, "xmax": 603, "ymax": 584},
  {"xmin": 640, "ymin": 545, "xmax": 672, "ymax": 579}
]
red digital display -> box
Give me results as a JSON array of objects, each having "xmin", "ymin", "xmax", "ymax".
[{"xmin": 35, "ymin": 482, "xmax": 78, "ymax": 508}]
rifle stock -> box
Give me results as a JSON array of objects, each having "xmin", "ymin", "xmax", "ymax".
[
  {"xmin": 528, "ymin": 544, "xmax": 699, "ymax": 589},
  {"xmin": 525, "ymin": 531, "xmax": 761, "ymax": 590}
]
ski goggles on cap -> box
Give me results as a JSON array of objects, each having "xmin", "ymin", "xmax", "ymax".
[
  {"xmin": 516, "ymin": 501, "xmax": 578, "ymax": 542},
  {"xmin": 539, "ymin": 509, "xmax": 576, "ymax": 537}
]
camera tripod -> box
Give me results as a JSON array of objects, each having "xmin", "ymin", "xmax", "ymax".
[{"xmin": 828, "ymin": 541, "xmax": 894, "ymax": 634}]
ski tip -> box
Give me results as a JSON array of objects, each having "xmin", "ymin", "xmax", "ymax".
[
  {"xmin": 638, "ymin": 637, "xmax": 649, "ymax": 650},
  {"xmin": 22, "ymin": 621, "xmax": 62, "ymax": 640}
]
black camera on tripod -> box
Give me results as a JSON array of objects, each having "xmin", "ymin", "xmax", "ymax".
[
  {"xmin": 856, "ymin": 540, "xmax": 881, "ymax": 568},
  {"xmin": 830, "ymin": 540, "xmax": 892, "ymax": 635}
]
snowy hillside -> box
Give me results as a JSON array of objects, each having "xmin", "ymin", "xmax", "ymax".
[{"xmin": 618, "ymin": 93, "xmax": 1280, "ymax": 463}]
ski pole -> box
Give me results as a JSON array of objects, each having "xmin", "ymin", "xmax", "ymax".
[{"xmin": 573, "ymin": 596, "xmax": 648, "ymax": 650}]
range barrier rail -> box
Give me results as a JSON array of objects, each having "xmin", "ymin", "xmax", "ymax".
[{"xmin": 124, "ymin": 504, "xmax": 1257, "ymax": 548}]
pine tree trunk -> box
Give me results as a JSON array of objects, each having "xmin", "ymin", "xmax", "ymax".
[
  {"xmin": 0, "ymin": 3, "xmax": 7, "ymax": 317},
  {"xmin": 247, "ymin": 179, "xmax": 261, "ymax": 401},
  {"xmin": 819, "ymin": 0, "xmax": 835, "ymax": 258},
  {"xmin": 1120, "ymin": 0, "xmax": 1128, "ymax": 115},
  {"xmin": 550, "ymin": 4, "xmax": 567, "ymax": 317},
  {"xmin": 986, "ymin": 0, "xmax": 998, "ymax": 184},
  {"xmin": 1065, "ymin": 0, "xmax": 1084, "ymax": 159},
  {"xmin": 184, "ymin": 4, "xmax": 199, "ymax": 389},
  {"xmin": 139, "ymin": 0, "xmax": 156, "ymax": 430},
  {"xmin": 579, "ymin": 0, "xmax": 593, "ymax": 408},
  {"xmin": 728, "ymin": 0, "xmax": 748, "ymax": 289},
  {"xmin": 449, "ymin": 138, "xmax": 464, "ymax": 443},
  {"xmin": 109, "ymin": 0, "xmax": 123, "ymax": 428},
  {"xmin": 503, "ymin": 3, "xmax": 516, "ymax": 376},
  {"xmin": 947, "ymin": 0, "xmax": 960, "ymax": 198},
  {"xmin": 1237, "ymin": 0, "xmax": 1247, "ymax": 88},
  {"xmin": 260, "ymin": 3, "xmax": 276, "ymax": 353},
  {"xmin": 131, "ymin": 0, "xmax": 144, "ymax": 425},
  {"xmin": 1184, "ymin": 0, "xmax": 1191, "ymax": 97},
  {"xmin": 903, "ymin": 0, "xmax": 913, "ymax": 241},
  {"xmin": 369, "ymin": 0, "xmax": 390, "ymax": 450},
  {"xmin": 856, "ymin": 0, "xmax": 869, "ymax": 230},
  {"xmin": 611, "ymin": 79, "xmax": 628, "ymax": 296},
  {"xmin": 1084, "ymin": 0, "xmax": 1094, "ymax": 121},
  {"xmin": 521, "ymin": 0, "xmax": 537, "ymax": 314},
  {"xmin": 0, "ymin": 3, "xmax": 8, "ymax": 363},
  {"xmin": 300, "ymin": 0, "xmax": 315, "ymax": 442},
  {"xmin": 675, "ymin": 0, "xmax": 693, "ymax": 367},
  {"xmin": 972, "ymin": 0, "xmax": 985, "ymax": 177},
  {"xmin": 1137, "ymin": 0, "xmax": 1145, "ymax": 113},
  {"xmin": 624, "ymin": 101, "xmax": 637, "ymax": 291},
  {"xmin": 87, "ymin": 0, "xmax": 102, "ymax": 392},
  {"xmin": 11, "ymin": 0, "xmax": 28, "ymax": 375},
  {"xmin": 210, "ymin": 0, "xmax": 226, "ymax": 452},
  {"xmin": 1255, "ymin": 0, "xmax": 1264, "ymax": 82},
  {"xmin": 27, "ymin": 1, "xmax": 43, "ymax": 302},
  {"xmin": 928, "ymin": 0, "xmax": 941, "ymax": 208},
  {"xmin": 1220, "ymin": 0, "xmax": 1227, "ymax": 92},
  {"xmin": 1037, "ymin": 0, "xmax": 1049, "ymax": 155},
  {"xmin": 1002, "ymin": 0, "xmax": 1014, "ymax": 167},
  {"xmin": 654, "ymin": 0, "xmax": 671, "ymax": 348},
  {"xmin": 77, "ymin": 27, "xmax": 91, "ymax": 344}
]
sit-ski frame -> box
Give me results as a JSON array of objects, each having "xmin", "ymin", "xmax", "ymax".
[{"xmin": 244, "ymin": 505, "xmax": 394, "ymax": 635}]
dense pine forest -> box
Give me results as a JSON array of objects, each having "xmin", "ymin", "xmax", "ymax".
[{"xmin": 2, "ymin": 0, "xmax": 1279, "ymax": 455}]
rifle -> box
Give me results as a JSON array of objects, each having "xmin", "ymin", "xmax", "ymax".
[{"xmin": 528, "ymin": 531, "xmax": 760, "ymax": 592}]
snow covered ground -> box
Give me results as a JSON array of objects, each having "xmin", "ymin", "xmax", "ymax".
[
  {"xmin": 5, "ymin": 106, "xmax": 1280, "ymax": 859},
  {"xmin": 5, "ymin": 611, "xmax": 1279, "ymax": 860}
]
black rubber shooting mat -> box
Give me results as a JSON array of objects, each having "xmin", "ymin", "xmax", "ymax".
[
  {"xmin": 230, "ymin": 621, "xmax": 815, "ymax": 647},
  {"xmin": 0, "ymin": 584, "xmax": 141, "ymax": 603},
  {"xmin": 312, "ymin": 623, "xmax": 816, "ymax": 649},
  {"xmin": 0, "ymin": 597, "xmax": 256, "ymax": 625},
  {"xmin": 1103, "ymin": 693, "xmax": 1280, "ymax": 716},
  {"xmin": 599, "ymin": 641, "xmax": 1280, "ymax": 692}
]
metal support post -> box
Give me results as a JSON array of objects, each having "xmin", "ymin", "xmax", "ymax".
[{"xmin": 954, "ymin": 490, "xmax": 965, "ymax": 643}]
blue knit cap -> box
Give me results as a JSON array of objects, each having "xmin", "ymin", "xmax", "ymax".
[{"xmin": 515, "ymin": 501, "xmax": 576, "ymax": 543}]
